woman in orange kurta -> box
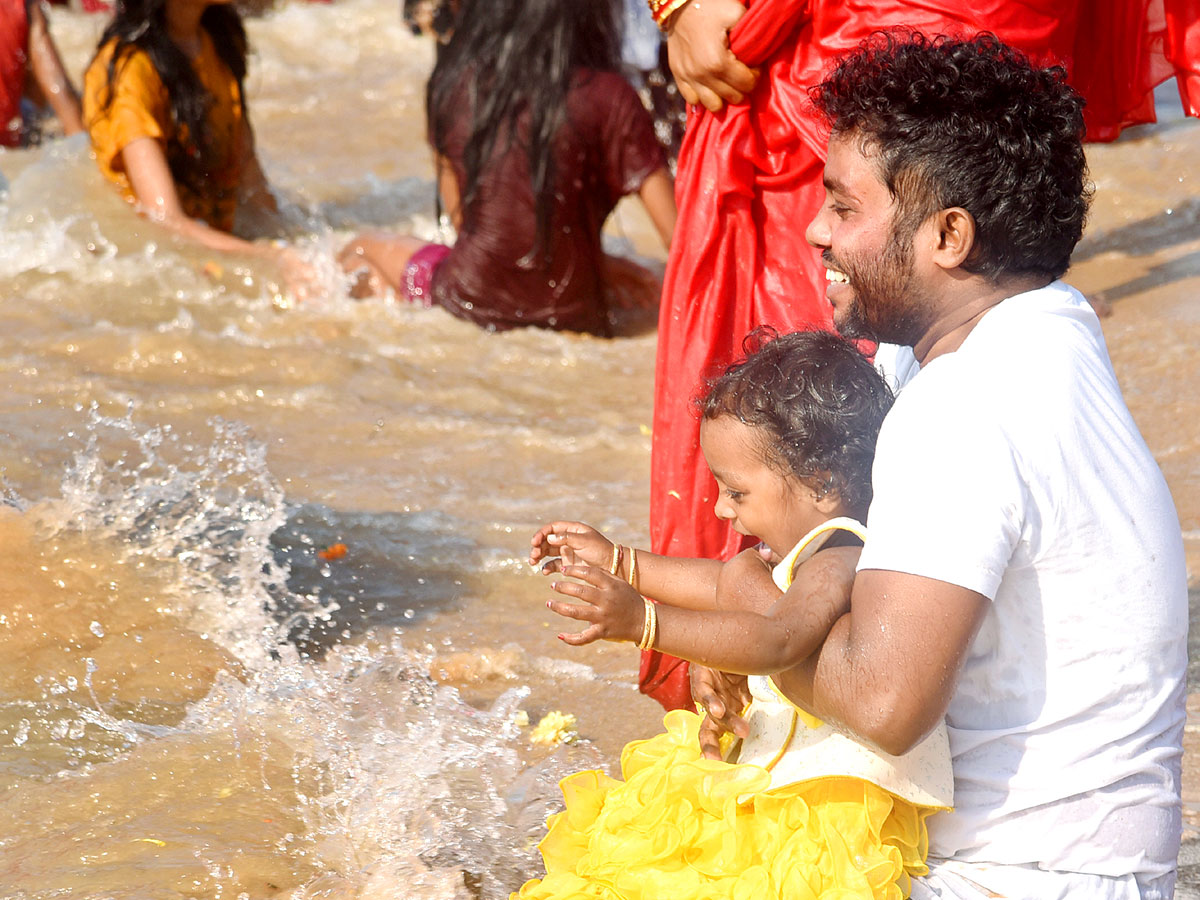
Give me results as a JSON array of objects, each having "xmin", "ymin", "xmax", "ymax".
[
  {"xmin": 82, "ymin": 0, "xmax": 301, "ymax": 272},
  {"xmin": 640, "ymin": 0, "xmax": 1200, "ymax": 709}
]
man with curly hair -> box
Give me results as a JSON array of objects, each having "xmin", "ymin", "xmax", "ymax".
[
  {"xmin": 696, "ymin": 32, "xmax": 1188, "ymax": 899},
  {"xmin": 637, "ymin": 0, "xmax": 1200, "ymax": 711}
]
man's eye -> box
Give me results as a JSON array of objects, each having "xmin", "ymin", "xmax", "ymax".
[{"xmin": 725, "ymin": 490, "xmax": 744, "ymax": 501}]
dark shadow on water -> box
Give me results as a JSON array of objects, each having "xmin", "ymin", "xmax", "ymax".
[
  {"xmin": 1072, "ymin": 201, "xmax": 1200, "ymax": 309},
  {"xmin": 1084, "ymin": 249, "xmax": 1200, "ymax": 307},
  {"xmin": 268, "ymin": 503, "xmax": 479, "ymax": 658},
  {"xmin": 1070, "ymin": 110, "xmax": 1200, "ymax": 308},
  {"xmin": 1074, "ymin": 199, "xmax": 1200, "ymax": 264}
]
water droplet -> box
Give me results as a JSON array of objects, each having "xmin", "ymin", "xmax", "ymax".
[{"xmin": 89, "ymin": 621, "xmax": 105, "ymax": 638}]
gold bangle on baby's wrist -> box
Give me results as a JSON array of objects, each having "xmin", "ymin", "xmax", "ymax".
[
  {"xmin": 627, "ymin": 547, "xmax": 639, "ymax": 591},
  {"xmin": 636, "ymin": 598, "xmax": 658, "ymax": 650},
  {"xmin": 608, "ymin": 543, "xmax": 621, "ymax": 576}
]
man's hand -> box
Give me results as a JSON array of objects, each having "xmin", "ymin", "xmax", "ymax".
[
  {"xmin": 666, "ymin": 0, "xmax": 758, "ymax": 112},
  {"xmin": 690, "ymin": 664, "xmax": 750, "ymax": 759}
]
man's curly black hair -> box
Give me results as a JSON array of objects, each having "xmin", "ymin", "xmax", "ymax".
[
  {"xmin": 699, "ymin": 329, "xmax": 894, "ymax": 519},
  {"xmin": 811, "ymin": 31, "xmax": 1092, "ymax": 282}
]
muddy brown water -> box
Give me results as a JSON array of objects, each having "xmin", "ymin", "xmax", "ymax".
[{"xmin": 0, "ymin": 3, "xmax": 1196, "ymax": 895}]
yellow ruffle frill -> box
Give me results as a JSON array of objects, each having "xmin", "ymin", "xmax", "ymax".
[{"xmin": 514, "ymin": 709, "xmax": 934, "ymax": 900}]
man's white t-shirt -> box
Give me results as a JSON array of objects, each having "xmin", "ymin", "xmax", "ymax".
[{"xmin": 861, "ymin": 282, "xmax": 1187, "ymax": 895}]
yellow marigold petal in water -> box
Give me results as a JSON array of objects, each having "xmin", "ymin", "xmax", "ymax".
[{"xmin": 530, "ymin": 710, "xmax": 578, "ymax": 746}]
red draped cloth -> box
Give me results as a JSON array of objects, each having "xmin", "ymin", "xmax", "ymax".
[
  {"xmin": 641, "ymin": 0, "xmax": 1200, "ymax": 709},
  {"xmin": 0, "ymin": 0, "xmax": 28, "ymax": 147}
]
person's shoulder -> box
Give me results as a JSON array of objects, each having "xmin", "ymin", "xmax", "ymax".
[
  {"xmin": 892, "ymin": 281, "xmax": 1117, "ymax": 440},
  {"xmin": 571, "ymin": 68, "xmax": 642, "ymax": 109},
  {"xmin": 921, "ymin": 283, "xmax": 1100, "ymax": 381},
  {"xmin": 88, "ymin": 39, "xmax": 160, "ymax": 87},
  {"xmin": 572, "ymin": 68, "xmax": 634, "ymax": 90},
  {"xmin": 979, "ymin": 281, "xmax": 1101, "ymax": 350},
  {"xmin": 84, "ymin": 38, "xmax": 169, "ymax": 131}
]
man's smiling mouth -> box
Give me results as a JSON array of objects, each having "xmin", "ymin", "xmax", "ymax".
[{"xmin": 825, "ymin": 268, "xmax": 850, "ymax": 284}]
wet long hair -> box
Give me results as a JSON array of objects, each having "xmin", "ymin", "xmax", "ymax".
[
  {"xmin": 92, "ymin": 0, "xmax": 248, "ymax": 198},
  {"xmin": 700, "ymin": 329, "xmax": 894, "ymax": 519},
  {"xmin": 425, "ymin": 0, "xmax": 620, "ymax": 262}
]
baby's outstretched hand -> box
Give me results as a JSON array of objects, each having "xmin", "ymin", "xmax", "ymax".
[
  {"xmin": 529, "ymin": 521, "xmax": 614, "ymax": 574},
  {"xmin": 547, "ymin": 564, "xmax": 644, "ymax": 646}
]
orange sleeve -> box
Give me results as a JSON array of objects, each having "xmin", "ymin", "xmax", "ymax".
[{"xmin": 83, "ymin": 43, "xmax": 171, "ymax": 189}]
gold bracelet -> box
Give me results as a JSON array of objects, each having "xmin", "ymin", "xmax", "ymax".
[
  {"xmin": 648, "ymin": 0, "xmax": 690, "ymax": 30},
  {"xmin": 637, "ymin": 598, "xmax": 658, "ymax": 651},
  {"xmin": 636, "ymin": 597, "xmax": 653, "ymax": 649},
  {"xmin": 608, "ymin": 543, "xmax": 621, "ymax": 576},
  {"xmin": 645, "ymin": 599, "xmax": 659, "ymax": 651},
  {"xmin": 627, "ymin": 547, "xmax": 639, "ymax": 591}
]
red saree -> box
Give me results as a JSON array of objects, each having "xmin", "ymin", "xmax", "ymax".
[
  {"xmin": 0, "ymin": 0, "xmax": 28, "ymax": 147},
  {"xmin": 642, "ymin": 0, "xmax": 1200, "ymax": 708}
]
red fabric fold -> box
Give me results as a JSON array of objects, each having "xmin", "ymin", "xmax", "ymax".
[
  {"xmin": 642, "ymin": 0, "xmax": 1200, "ymax": 710},
  {"xmin": 0, "ymin": 0, "xmax": 29, "ymax": 148}
]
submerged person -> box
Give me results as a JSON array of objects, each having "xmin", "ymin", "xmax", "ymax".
[
  {"xmin": 81, "ymin": 0, "xmax": 304, "ymax": 275},
  {"xmin": 338, "ymin": 0, "xmax": 676, "ymax": 335},
  {"xmin": 519, "ymin": 329, "xmax": 949, "ymax": 898},
  {"xmin": 0, "ymin": 0, "xmax": 83, "ymax": 145}
]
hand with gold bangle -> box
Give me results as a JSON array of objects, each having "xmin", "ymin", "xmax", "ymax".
[
  {"xmin": 530, "ymin": 521, "xmax": 656, "ymax": 647},
  {"xmin": 530, "ymin": 520, "xmax": 625, "ymax": 576},
  {"xmin": 544, "ymin": 560, "xmax": 653, "ymax": 648},
  {"xmin": 652, "ymin": 0, "xmax": 759, "ymax": 113}
]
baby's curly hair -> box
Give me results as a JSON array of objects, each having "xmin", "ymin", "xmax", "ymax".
[
  {"xmin": 811, "ymin": 31, "xmax": 1091, "ymax": 282},
  {"xmin": 699, "ymin": 329, "xmax": 894, "ymax": 519}
]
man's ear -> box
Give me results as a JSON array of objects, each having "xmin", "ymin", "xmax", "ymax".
[{"xmin": 931, "ymin": 207, "xmax": 975, "ymax": 270}]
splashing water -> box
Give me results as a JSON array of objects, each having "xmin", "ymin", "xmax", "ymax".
[{"xmin": 0, "ymin": 416, "xmax": 612, "ymax": 899}]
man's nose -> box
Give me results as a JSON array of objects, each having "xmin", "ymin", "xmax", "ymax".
[{"xmin": 806, "ymin": 205, "xmax": 830, "ymax": 250}]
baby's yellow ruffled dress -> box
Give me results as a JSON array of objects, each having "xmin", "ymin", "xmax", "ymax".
[{"xmin": 514, "ymin": 519, "xmax": 953, "ymax": 900}]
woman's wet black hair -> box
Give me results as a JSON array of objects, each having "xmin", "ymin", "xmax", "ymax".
[
  {"xmin": 700, "ymin": 329, "xmax": 894, "ymax": 518},
  {"xmin": 90, "ymin": 0, "xmax": 247, "ymax": 202},
  {"xmin": 425, "ymin": 0, "xmax": 620, "ymax": 264},
  {"xmin": 810, "ymin": 30, "xmax": 1091, "ymax": 282}
]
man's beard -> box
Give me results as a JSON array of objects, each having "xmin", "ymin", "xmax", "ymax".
[{"xmin": 828, "ymin": 230, "xmax": 930, "ymax": 347}]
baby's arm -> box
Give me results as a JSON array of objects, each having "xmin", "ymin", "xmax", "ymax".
[
  {"xmin": 715, "ymin": 548, "xmax": 778, "ymax": 612},
  {"xmin": 530, "ymin": 521, "xmax": 723, "ymax": 610},
  {"xmin": 547, "ymin": 546, "xmax": 859, "ymax": 674}
]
